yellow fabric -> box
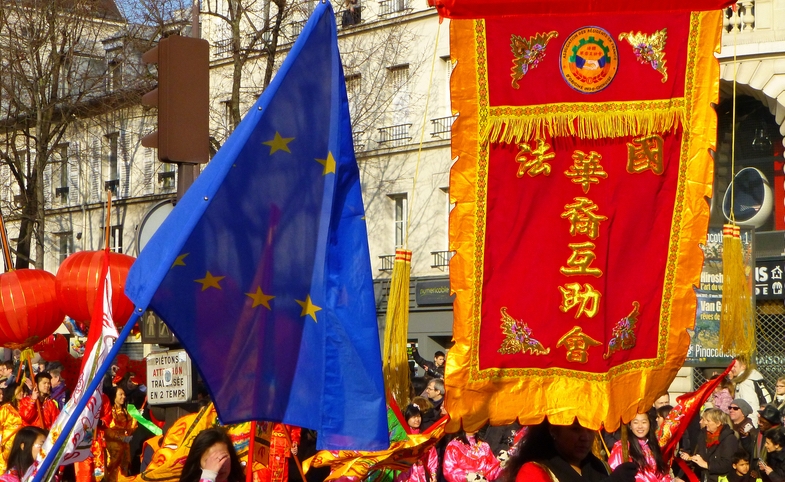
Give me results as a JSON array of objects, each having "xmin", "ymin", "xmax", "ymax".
[
  {"xmin": 0, "ymin": 404, "xmax": 21, "ymax": 474},
  {"xmin": 118, "ymin": 404, "xmax": 264, "ymax": 482},
  {"xmin": 303, "ymin": 418, "xmax": 447, "ymax": 480},
  {"xmin": 446, "ymin": 12, "xmax": 721, "ymax": 433}
]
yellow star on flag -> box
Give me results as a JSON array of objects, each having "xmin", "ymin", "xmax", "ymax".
[
  {"xmin": 263, "ymin": 132, "xmax": 294, "ymax": 154},
  {"xmin": 246, "ymin": 287, "xmax": 275, "ymax": 310},
  {"xmin": 195, "ymin": 271, "xmax": 225, "ymax": 291},
  {"xmin": 315, "ymin": 152, "xmax": 336, "ymax": 175},
  {"xmin": 295, "ymin": 295, "xmax": 322, "ymax": 322},
  {"xmin": 172, "ymin": 253, "xmax": 189, "ymax": 268}
]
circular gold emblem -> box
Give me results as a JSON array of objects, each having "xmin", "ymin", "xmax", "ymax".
[{"xmin": 560, "ymin": 27, "xmax": 618, "ymax": 94}]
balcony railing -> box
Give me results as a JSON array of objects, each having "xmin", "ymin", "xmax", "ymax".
[
  {"xmin": 431, "ymin": 116, "xmax": 456, "ymax": 138},
  {"xmin": 353, "ymin": 130, "xmax": 366, "ymax": 151},
  {"xmin": 378, "ymin": 123, "xmax": 412, "ymax": 145},
  {"xmin": 724, "ymin": 1, "xmax": 755, "ymax": 33},
  {"xmin": 379, "ymin": 254, "xmax": 395, "ymax": 271},
  {"xmin": 379, "ymin": 0, "xmax": 408, "ymax": 15},
  {"xmin": 431, "ymin": 250, "xmax": 454, "ymax": 269},
  {"xmin": 213, "ymin": 38, "xmax": 232, "ymax": 57},
  {"xmin": 340, "ymin": 5, "xmax": 362, "ymax": 28}
]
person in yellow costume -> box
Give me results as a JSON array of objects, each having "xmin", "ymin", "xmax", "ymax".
[
  {"xmin": 0, "ymin": 384, "xmax": 22, "ymax": 474},
  {"xmin": 101, "ymin": 385, "xmax": 137, "ymax": 482}
]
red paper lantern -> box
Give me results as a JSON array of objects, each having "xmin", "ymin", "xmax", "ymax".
[
  {"xmin": 0, "ymin": 269, "xmax": 64, "ymax": 349},
  {"xmin": 56, "ymin": 251, "xmax": 136, "ymax": 329}
]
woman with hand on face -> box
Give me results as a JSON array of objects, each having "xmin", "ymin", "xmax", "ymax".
[
  {"xmin": 757, "ymin": 427, "xmax": 785, "ymax": 482},
  {"xmin": 609, "ymin": 413, "xmax": 672, "ymax": 482},
  {"xmin": 179, "ymin": 428, "xmax": 245, "ymax": 482}
]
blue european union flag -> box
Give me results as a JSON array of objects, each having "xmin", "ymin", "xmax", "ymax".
[{"xmin": 125, "ymin": 1, "xmax": 389, "ymax": 451}]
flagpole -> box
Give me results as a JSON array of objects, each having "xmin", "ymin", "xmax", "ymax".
[
  {"xmin": 32, "ymin": 309, "xmax": 142, "ymax": 482},
  {"xmin": 246, "ymin": 421, "xmax": 256, "ymax": 482}
]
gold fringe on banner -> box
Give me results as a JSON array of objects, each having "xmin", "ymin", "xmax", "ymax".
[
  {"xmin": 720, "ymin": 224, "xmax": 755, "ymax": 357},
  {"xmin": 383, "ymin": 249, "xmax": 413, "ymax": 408},
  {"xmin": 482, "ymin": 102, "xmax": 685, "ymax": 144}
]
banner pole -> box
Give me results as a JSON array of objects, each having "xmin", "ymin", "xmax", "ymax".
[
  {"xmin": 246, "ymin": 421, "xmax": 257, "ymax": 482},
  {"xmin": 31, "ymin": 309, "xmax": 143, "ymax": 482}
]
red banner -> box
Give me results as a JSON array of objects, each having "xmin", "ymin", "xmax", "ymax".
[{"xmin": 446, "ymin": 11, "xmax": 722, "ymax": 432}]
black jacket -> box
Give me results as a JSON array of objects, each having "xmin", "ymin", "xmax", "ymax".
[
  {"xmin": 694, "ymin": 426, "xmax": 741, "ymax": 482},
  {"xmin": 764, "ymin": 449, "xmax": 785, "ymax": 482},
  {"xmin": 412, "ymin": 349, "xmax": 444, "ymax": 378}
]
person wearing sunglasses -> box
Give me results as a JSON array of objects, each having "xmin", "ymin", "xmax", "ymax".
[{"xmin": 729, "ymin": 399, "xmax": 757, "ymax": 458}]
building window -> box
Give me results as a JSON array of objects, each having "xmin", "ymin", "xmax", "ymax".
[
  {"xmin": 158, "ymin": 163, "xmax": 175, "ymax": 191},
  {"xmin": 109, "ymin": 225, "xmax": 123, "ymax": 253},
  {"xmin": 58, "ymin": 233, "xmax": 73, "ymax": 264},
  {"xmin": 105, "ymin": 133, "xmax": 119, "ymax": 195},
  {"xmin": 108, "ymin": 60, "xmax": 123, "ymax": 91},
  {"xmin": 388, "ymin": 64, "xmax": 410, "ymax": 126},
  {"xmin": 54, "ymin": 144, "xmax": 69, "ymax": 201},
  {"xmin": 391, "ymin": 194, "xmax": 407, "ymax": 248}
]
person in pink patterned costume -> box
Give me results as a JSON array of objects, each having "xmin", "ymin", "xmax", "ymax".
[
  {"xmin": 609, "ymin": 413, "xmax": 677, "ymax": 482},
  {"xmin": 443, "ymin": 431, "xmax": 502, "ymax": 482}
]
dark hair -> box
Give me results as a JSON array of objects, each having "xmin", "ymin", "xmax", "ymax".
[
  {"xmin": 453, "ymin": 429, "xmax": 485, "ymax": 446},
  {"xmin": 7, "ymin": 426, "xmax": 47, "ymax": 475},
  {"xmin": 179, "ymin": 428, "xmax": 244, "ymax": 482},
  {"xmin": 2, "ymin": 383, "xmax": 18, "ymax": 407},
  {"xmin": 504, "ymin": 420, "xmax": 557, "ymax": 482},
  {"xmin": 0, "ymin": 361, "xmax": 13, "ymax": 371},
  {"xmin": 765, "ymin": 427, "xmax": 785, "ymax": 448},
  {"xmin": 434, "ymin": 351, "xmax": 445, "ymax": 358},
  {"xmin": 404, "ymin": 405, "xmax": 421, "ymax": 423},
  {"xmin": 105, "ymin": 385, "xmax": 127, "ymax": 408},
  {"xmin": 411, "ymin": 377, "xmax": 428, "ymax": 398},
  {"xmin": 732, "ymin": 449, "xmax": 751, "ymax": 464},
  {"xmin": 35, "ymin": 372, "xmax": 51, "ymax": 384},
  {"xmin": 627, "ymin": 417, "xmax": 669, "ymax": 475},
  {"xmin": 656, "ymin": 405, "xmax": 673, "ymax": 421}
]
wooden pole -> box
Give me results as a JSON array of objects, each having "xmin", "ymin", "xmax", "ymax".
[
  {"xmin": 104, "ymin": 190, "xmax": 112, "ymax": 252},
  {"xmin": 283, "ymin": 425, "xmax": 307, "ymax": 482}
]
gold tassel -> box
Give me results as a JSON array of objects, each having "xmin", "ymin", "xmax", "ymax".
[
  {"xmin": 482, "ymin": 105, "xmax": 685, "ymax": 144},
  {"xmin": 382, "ymin": 249, "xmax": 413, "ymax": 408},
  {"xmin": 719, "ymin": 224, "xmax": 756, "ymax": 358}
]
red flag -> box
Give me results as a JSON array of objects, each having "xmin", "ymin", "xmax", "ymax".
[{"xmin": 658, "ymin": 362, "xmax": 735, "ymax": 463}]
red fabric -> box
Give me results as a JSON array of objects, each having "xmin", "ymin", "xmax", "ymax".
[
  {"xmin": 674, "ymin": 458, "xmax": 700, "ymax": 482},
  {"xmin": 18, "ymin": 396, "xmax": 60, "ymax": 429},
  {"xmin": 658, "ymin": 363, "xmax": 734, "ymax": 463},
  {"xmin": 428, "ymin": 0, "xmax": 736, "ymax": 19},
  {"xmin": 514, "ymin": 462, "xmax": 551, "ymax": 482},
  {"xmin": 485, "ymin": 14, "xmax": 689, "ymax": 107},
  {"xmin": 480, "ymin": 131, "xmax": 682, "ymax": 372}
]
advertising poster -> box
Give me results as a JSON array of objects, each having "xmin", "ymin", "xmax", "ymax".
[{"xmin": 686, "ymin": 227, "xmax": 754, "ymax": 366}]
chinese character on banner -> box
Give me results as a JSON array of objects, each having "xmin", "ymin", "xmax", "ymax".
[{"xmin": 446, "ymin": 7, "xmax": 722, "ymax": 432}]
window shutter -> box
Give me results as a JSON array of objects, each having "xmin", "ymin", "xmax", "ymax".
[
  {"xmin": 69, "ymin": 142, "xmax": 80, "ymax": 205},
  {"xmin": 90, "ymin": 139, "xmax": 101, "ymax": 202}
]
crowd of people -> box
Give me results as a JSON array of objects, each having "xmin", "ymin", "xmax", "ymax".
[
  {"xmin": 0, "ymin": 357, "xmax": 147, "ymax": 482},
  {"xmin": 0, "ymin": 348, "xmax": 783, "ymax": 482}
]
